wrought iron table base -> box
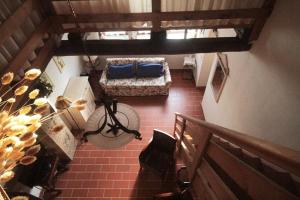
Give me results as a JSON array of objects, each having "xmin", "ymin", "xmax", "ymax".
[{"xmin": 82, "ymin": 98, "xmax": 142, "ymax": 142}]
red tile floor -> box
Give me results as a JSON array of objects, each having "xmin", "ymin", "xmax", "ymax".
[{"xmin": 55, "ymin": 70, "xmax": 205, "ymax": 200}]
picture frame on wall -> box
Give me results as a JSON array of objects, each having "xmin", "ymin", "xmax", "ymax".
[
  {"xmin": 53, "ymin": 56, "xmax": 65, "ymax": 73},
  {"xmin": 211, "ymin": 53, "xmax": 229, "ymax": 103}
]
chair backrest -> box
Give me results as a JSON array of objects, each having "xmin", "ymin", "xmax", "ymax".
[{"xmin": 152, "ymin": 129, "xmax": 176, "ymax": 155}]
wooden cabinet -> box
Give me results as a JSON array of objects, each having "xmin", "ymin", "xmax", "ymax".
[
  {"xmin": 38, "ymin": 115, "xmax": 77, "ymax": 160},
  {"xmin": 63, "ymin": 76, "xmax": 96, "ymax": 130}
]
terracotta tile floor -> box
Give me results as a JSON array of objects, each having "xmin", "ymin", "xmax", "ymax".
[{"xmin": 56, "ymin": 70, "xmax": 205, "ymax": 200}]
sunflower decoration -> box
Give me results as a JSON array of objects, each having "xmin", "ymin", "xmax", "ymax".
[{"xmin": 0, "ymin": 68, "xmax": 87, "ymax": 184}]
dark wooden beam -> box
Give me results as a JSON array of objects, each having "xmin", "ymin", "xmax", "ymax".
[
  {"xmin": 14, "ymin": 35, "xmax": 58, "ymax": 109},
  {"xmin": 40, "ymin": 0, "xmax": 64, "ymax": 33},
  {"xmin": 53, "ymin": 8, "xmax": 268, "ymax": 24},
  {"xmin": 248, "ymin": 0, "xmax": 276, "ymax": 41},
  {"xmin": 62, "ymin": 27, "xmax": 152, "ymax": 33},
  {"xmin": 31, "ymin": 36, "xmax": 57, "ymax": 69},
  {"xmin": 55, "ymin": 37, "xmax": 251, "ymax": 56},
  {"xmin": 61, "ymin": 23, "xmax": 252, "ymax": 33},
  {"xmin": 40, "ymin": 0, "xmax": 56, "ymax": 16},
  {"xmin": 0, "ymin": 0, "xmax": 39, "ymax": 46},
  {"xmin": 1, "ymin": 20, "xmax": 51, "ymax": 75},
  {"xmin": 152, "ymin": 0, "xmax": 161, "ymax": 13},
  {"xmin": 152, "ymin": 0, "xmax": 161, "ymax": 32},
  {"xmin": 51, "ymin": 0, "xmax": 110, "ymax": 2}
]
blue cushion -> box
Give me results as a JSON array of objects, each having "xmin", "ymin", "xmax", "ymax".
[
  {"xmin": 108, "ymin": 63, "xmax": 135, "ymax": 79},
  {"xmin": 136, "ymin": 63, "xmax": 164, "ymax": 78}
]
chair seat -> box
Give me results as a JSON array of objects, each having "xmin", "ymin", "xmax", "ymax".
[
  {"xmin": 139, "ymin": 129, "xmax": 177, "ymax": 179},
  {"xmin": 142, "ymin": 149, "xmax": 172, "ymax": 175}
]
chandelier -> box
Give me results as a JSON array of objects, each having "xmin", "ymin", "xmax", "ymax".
[{"xmin": 0, "ymin": 69, "xmax": 86, "ymax": 188}]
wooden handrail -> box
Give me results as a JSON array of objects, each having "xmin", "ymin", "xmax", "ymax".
[{"xmin": 175, "ymin": 112, "xmax": 300, "ymax": 177}]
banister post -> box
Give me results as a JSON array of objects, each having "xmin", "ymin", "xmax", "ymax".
[
  {"xmin": 189, "ymin": 130, "xmax": 212, "ymax": 181},
  {"xmin": 174, "ymin": 113, "xmax": 187, "ymax": 152},
  {"xmin": 178, "ymin": 118, "xmax": 186, "ymax": 152}
]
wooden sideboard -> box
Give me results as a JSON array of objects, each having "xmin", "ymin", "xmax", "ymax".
[
  {"xmin": 62, "ymin": 76, "xmax": 96, "ymax": 131},
  {"xmin": 38, "ymin": 115, "xmax": 77, "ymax": 161}
]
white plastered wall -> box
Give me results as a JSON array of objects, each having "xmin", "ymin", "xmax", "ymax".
[
  {"xmin": 202, "ymin": 0, "xmax": 300, "ymax": 150},
  {"xmin": 45, "ymin": 56, "xmax": 84, "ymax": 105}
]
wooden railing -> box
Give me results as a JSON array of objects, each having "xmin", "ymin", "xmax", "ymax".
[{"xmin": 174, "ymin": 112, "xmax": 300, "ymax": 200}]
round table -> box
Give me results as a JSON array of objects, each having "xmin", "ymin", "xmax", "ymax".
[{"xmin": 85, "ymin": 103, "xmax": 140, "ymax": 149}]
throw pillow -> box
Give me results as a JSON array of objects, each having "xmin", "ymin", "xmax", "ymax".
[
  {"xmin": 136, "ymin": 63, "xmax": 164, "ymax": 78},
  {"xmin": 107, "ymin": 63, "xmax": 135, "ymax": 79}
]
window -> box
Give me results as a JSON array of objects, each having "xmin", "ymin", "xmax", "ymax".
[
  {"xmin": 99, "ymin": 31, "xmax": 150, "ymax": 40},
  {"xmin": 101, "ymin": 31, "xmax": 129, "ymax": 40},
  {"xmin": 167, "ymin": 29, "xmax": 206, "ymax": 39},
  {"xmin": 136, "ymin": 31, "xmax": 151, "ymax": 39},
  {"xmin": 166, "ymin": 28, "xmax": 236, "ymax": 39},
  {"xmin": 166, "ymin": 29, "xmax": 185, "ymax": 39},
  {"xmin": 186, "ymin": 29, "xmax": 205, "ymax": 39}
]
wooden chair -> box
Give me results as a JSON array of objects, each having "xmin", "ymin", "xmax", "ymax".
[
  {"xmin": 154, "ymin": 166, "xmax": 193, "ymax": 200},
  {"xmin": 153, "ymin": 188, "xmax": 192, "ymax": 200},
  {"xmin": 139, "ymin": 129, "xmax": 176, "ymax": 179}
]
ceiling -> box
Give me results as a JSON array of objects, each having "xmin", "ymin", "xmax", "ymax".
[{"xmin": 51, "ymin": 0, "xmax": 265, "ymax": 32}]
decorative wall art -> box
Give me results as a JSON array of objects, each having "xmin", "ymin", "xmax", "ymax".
[
  {"xmin": 53, "ymin": 56, "xmax": 66, "ymax": 73},
  {"xmin": 211, "ymin": 53, "xmax": 229, "ymax": 102}
]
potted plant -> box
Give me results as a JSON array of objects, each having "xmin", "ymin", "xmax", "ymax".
[{"xmin": 34, "ymin": 73, "xmax": 53, "ymax": 97}]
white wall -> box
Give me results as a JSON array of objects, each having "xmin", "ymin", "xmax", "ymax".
[
  {"xmin": 202, "ymin": 0, "xmax": 300, "ymax": 150},
  {"xmin": 194, "ymin": 53, "xmax": 215, "ymax": 87},
  {"xmin": 193, "ymin": 30, "xmax": 229, "ymax": 87},
  {"xmin": 96, "ymin": 54, "xmax": 189, "ymax": 70},
  {"xmin": 45, "ymin": 56, "xmax": 84, "ymax": 105}
]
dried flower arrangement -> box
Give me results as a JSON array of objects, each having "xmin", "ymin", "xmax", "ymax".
[
  {"xmin": 0, "ymin": 68, "xmax": 86, "ymax": 188},
  {"xmin": 35, "ymin": 73, "xmax": 53, "ymax": 97}
]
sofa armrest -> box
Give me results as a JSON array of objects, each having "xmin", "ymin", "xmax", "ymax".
[
  {"xmin": 164, "ymin": 62, "xmax": 172, "ymax": 87},
  {"xmin": 99, "ymin": 69, "xmax": 108, "ymax": 87}
]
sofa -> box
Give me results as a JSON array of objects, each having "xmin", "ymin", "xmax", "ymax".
[{"xmin": 99, "ymin": 57, "xmax": 172, "ymax": 96}]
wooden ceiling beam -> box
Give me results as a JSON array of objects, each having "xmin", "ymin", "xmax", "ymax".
[
  {"xmin": 60, "ymin": 23, "xmax": 252, "ymax": 33},
  {"xmin": 53, "ymin": 8, "xmax": 268, "ymax": 24},
  {"xmin": 31, "ymin": 36, "xmax": 57, "ymax": 69},
  {"xmin": 40, "ymin": 0, "xmax": 56, "ymax": 16},
  {"xmin": 62, "ymin": 27, "xmax": 152, "ymax": 33},
  {"xmin": 1, "ymin": 20, "xmax": 51, "ymax": 75},
  {"xmin": 14, "ymin": 35, "xmax": 58, "ymax": 110},
  {"xmin": 55, "ymin": 37, "xmax": 251, "ymax": 56},
  {"xmin": 50, "ymin": 0, "xmax": 113, "ymax": 1},
  {"xmin": 152, "ymin": 0, "xmax": 161, "ymax": 13},
  {"xmin": 248, "ymin": 0, "xmax": 276, "ymax": 41},
  {"xmin": 0, "ymin": 0, "xmax": 39, "ymax": 46},
  {"xmin": 152, "ymin": 0, "xmax": 161, "ymax": 32},
  {"xmin": 40, "ymin": 0, "xmax": 64, "ymax": 33}
]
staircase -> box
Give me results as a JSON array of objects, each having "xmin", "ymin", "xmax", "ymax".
[{"xmin": 174, "ymin": 113, "xmax": 300, "ymax": 200}]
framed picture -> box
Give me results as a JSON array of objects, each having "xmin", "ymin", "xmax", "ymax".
[
  {"xmin": 211, "ymin": 53, "xmax": 229, "ymax": 103},
  {"xmin": 53, "ymin": 56, "xmax": 65, "ymax": 73}
]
